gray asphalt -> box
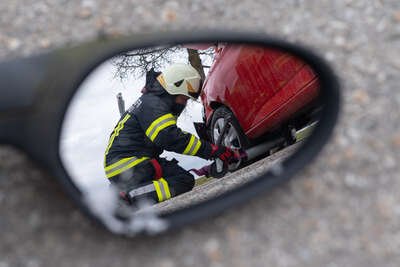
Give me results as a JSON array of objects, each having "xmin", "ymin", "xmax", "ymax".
[{"xmin": 1, "ymin": 1, "xmax": 400, "ymax": 267}]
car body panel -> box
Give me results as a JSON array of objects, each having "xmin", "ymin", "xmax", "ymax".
[{"xmin": 201, "ymin": 45, "xmax": 319, "ymax": 140}]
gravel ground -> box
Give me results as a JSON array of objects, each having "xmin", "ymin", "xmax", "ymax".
[{"xmin": 1, "ymin": 1, "xmax": 400, "ymax": 267}]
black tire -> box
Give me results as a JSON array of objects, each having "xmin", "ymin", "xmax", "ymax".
[{"xmin": 209, "ymin": 106, "xmax": 248, "ymax": 171}]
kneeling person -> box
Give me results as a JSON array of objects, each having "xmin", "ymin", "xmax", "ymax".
[{"xmin": 104, "ymin": 64, "xmax": 238, "ymax": 205}]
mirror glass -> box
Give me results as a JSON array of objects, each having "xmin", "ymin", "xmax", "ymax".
[{"xmin": 60, "ymin": 43, "xmax": 322, "ymax": 234}]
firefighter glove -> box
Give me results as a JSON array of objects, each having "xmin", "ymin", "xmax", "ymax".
[{"xmin": 210, "ymin": 144, "xmax": 240, "ymax": 163}]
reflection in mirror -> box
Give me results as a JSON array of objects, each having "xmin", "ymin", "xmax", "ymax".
[{"xmin": 60, "ymin": 43, "xmax": 321, "ymax": 233}]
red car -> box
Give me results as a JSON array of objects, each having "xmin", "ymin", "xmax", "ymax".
[{"xmin": 197, "ymin": 44, "xmax": 320, "ymax": 168}]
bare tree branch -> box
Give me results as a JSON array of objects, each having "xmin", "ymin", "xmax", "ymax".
[{"xmin": 111, "ymin": 46, "xmax": 215, "ymax": 83}]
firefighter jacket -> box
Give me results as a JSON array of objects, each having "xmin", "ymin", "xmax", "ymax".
[{"xmin": 104, "ymin": 70, "xmax": 213, "ymax": 180}]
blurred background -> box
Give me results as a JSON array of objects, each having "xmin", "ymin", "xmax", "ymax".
[{"xmin": 0, "ymin": 1, "xmax": 399, "ymax": 267}]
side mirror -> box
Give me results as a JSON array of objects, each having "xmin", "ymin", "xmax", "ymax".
[{"xmin": 0, "ymin": 31, "xmax": 340, "ymax": 236}]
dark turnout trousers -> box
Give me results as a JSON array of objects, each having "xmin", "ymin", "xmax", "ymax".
[{"xmin": 109, "ymin": 157, "xmax": 195, "ymax": 204}]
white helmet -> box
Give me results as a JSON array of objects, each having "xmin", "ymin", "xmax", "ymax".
[{"xmin": 156, "ymin": 63, "xmax": 202, "ymax": 100}]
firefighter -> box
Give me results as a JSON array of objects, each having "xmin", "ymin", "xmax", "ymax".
[{"xmin": 104, "ymin": 63, "xmax": 239, "ymax": 205}]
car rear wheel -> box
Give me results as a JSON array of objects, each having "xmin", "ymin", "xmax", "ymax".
[{"xmin": 210, "ymin": 106, "xmax": 248, "ymax": 172}]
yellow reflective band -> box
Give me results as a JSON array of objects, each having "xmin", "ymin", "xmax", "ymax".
[
  {"xmin": 150, "ymin": 120, "xmax": 176, "ymax": 141},
  {"xmin": 159, "ymin": 178, "xmax": 171, "ymax": 199},
  {"xmin": 145, "ymin": 113, "xmax": 174, "ymax": 137},
  {"xmin": 105, "ymin": 157, "xmax": 149, "ymax": 179},
  {"xmin": 157, "ymin": 74, "xmax": 167, "ymax": 89},
  {"xmin": 105, "ymin": 114, "xmax": 131, "ymax": 155},
  {"xmin": 183, "ymin": 135, "xmax": 196, "ymax": 155},
  {"xmin": 153, "ymin": 180, "xmax": 163, "ymax": 202},
  {"xmin": 145, "ymin": 114, "xmax": 176, "ymax": 142},
  {"xmin": 186, "ymin": 80, "xmax": 196, "ymax": 93},
  {"xmin": 183, "ymin": 135, "xmax": 202, "ymax": 156},
  {"xmin": 104, "ymin": 157, "xmax": 132, "ymax": 171},
  {"xmin": 192, "ymin": 139, "xmax": 202, "ymax": 156}
]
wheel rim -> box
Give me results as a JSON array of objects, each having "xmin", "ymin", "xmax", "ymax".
[{"xmin": 213, "ymin": 118, "xmax": 242, "ymax": 171}]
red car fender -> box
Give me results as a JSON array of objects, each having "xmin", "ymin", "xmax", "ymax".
[{"xmin": 201, "ymin": 44, "xmax": 319, "ymax": 141}]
